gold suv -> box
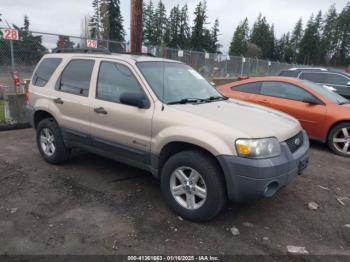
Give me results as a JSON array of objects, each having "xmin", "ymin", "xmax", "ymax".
[{"xmin": 26, "ymin": 49, "xmax": 310, "ymax": 221}]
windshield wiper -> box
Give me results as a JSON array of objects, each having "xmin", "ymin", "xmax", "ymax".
[
  {"xmin": 204, "ymin": 96, "xmax": 228, "ymax": 102},
  {"xmin": 167, "ymin": 98, "xmax": 205, "ymax": 105}
]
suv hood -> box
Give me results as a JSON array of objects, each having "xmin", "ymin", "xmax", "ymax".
[{"xmin": 171, "ymin": 99, "xmax": 301, "ymax": 142}]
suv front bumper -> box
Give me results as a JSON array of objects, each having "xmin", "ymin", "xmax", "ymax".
[{"xmin": 217, "ymin": 131, "xmax": 310, "ymax": 202}]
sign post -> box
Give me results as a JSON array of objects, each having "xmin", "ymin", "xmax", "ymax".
[{"xmin": 1, "ymin": 28, "xmax": 19, "ymax": 75}]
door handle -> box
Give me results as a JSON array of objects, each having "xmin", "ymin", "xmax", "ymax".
[
  {"xmin": 94, "ymin": 107, "xmax": 108, "ymax": 115},
  {"xmin": 53, "ymin": 98, "xmax": 64, "ymax": 104}
]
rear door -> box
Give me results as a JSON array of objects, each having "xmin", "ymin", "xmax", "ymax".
[
  {"xmin": 251, "ymin": 81, "xmax": 327, "ymax": 139},
  {"xmin": 49, "ymin": 58, "xmax": 95, "ymax": 145}
]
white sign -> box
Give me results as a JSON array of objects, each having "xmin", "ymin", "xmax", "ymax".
[
  {"xmin": 178, "ymin": 50, "xmax": 184, "ymax": 57},
  {"xmin": 268, "ymin": 61, "xmax": 272, "ymax": 66},
  {"xmin": 205, "ymin": 52, "xmax": 210, "ymax": 59},
  {"xmin": 1, "ymin": 28, "xmax": 19, "ymax": 40},
  {"xmin": 142, "ymin": 46, "xmax": 148, "ymax": 53},
  {"xmin": 242, "ymin": 57, "xmax": 246, "ymax": 63},
  {"xmin": 226, "ymin": 55, "xmax": 230, "ymax": 61},
  {"xmin": 86, "ymin": 39, "xmax": 97, "ymax": 48}
]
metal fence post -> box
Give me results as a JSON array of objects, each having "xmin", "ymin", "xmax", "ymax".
[{"xmin": 241, "ymin": 56, "xmax": 245, "ymax": 76}]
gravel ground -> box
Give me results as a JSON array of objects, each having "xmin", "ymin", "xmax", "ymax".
[{"xmin": 0, "ymin": 129, "xmax": 349, "ymax": 257}]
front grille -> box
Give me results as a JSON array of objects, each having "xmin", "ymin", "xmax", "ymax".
[{"xmin": 285, "ymin": 132, "xmax": 304, "ymax": 153}]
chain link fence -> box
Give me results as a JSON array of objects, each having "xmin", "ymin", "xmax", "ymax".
[{"xmin": 0, "ymin": 29, "xmax": 300, "ymax": 94}]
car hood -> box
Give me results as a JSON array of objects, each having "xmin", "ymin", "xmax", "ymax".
[{"xmin": 171, "ymin": 99, "xmax": 301, "ymax": 142}]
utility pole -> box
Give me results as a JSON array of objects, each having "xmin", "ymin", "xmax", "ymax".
[{"xmin": 130, "ymin": 0, "xmax": 143, "ymax": 53}]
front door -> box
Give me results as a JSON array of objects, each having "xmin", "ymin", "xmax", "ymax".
[{"xmin": 89, "ymin": 59, "xmax": 154, "ymax": 166}]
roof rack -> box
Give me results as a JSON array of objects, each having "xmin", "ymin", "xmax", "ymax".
[
  {"xmin": 53, "ymin": 48, "xmax": 111, "ymax": 54},
  {"xmin": 52, "ymin": 48, "xmax": 155, "ymax": 57},
  {"xmin": 111, "ymin": 51, "xmax": 155, "ymax": 57}
]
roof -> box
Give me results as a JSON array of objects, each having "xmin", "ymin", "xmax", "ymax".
[
  {"xmin": 287, "ymin": 67, "xmax": 328, "ymax": 72},
  {"xmin": 227, "ymin": 76, "xmax": 306, "ymax": 87},
  {"xmin": 44, "ymin": 52, "xmax": 181, "ymax": 64}
]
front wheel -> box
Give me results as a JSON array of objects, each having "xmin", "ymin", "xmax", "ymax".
[
  {"xmin": 160, "ymin": 150, "xmax": 227, "ymax": 222},
  {"xmin": 328, "ymin": 122, "xmax": 350, "ymax": 157}
]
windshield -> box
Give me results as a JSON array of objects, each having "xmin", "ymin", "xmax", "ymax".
[
  {"xmin": 301, "ymin": 80, "xmax": 349, "ymax": 105},
  {"xmin": 137, "ymin": 62, "xmax": 223, "ymax": 104}
]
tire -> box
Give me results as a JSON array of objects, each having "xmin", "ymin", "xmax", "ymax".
[
  {"xmin": 36, "ymin": 118, "xmax": 70, "ymax": 164},
  {"xmin": 160, "ymin": 150, "xmax": 227, "ymax": 222},
  {"xmin": 327, "ymin": 122, "xmax": 350, "ymax": 157}
]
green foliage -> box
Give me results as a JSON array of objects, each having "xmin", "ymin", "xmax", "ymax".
[
  {"xmin": 101, "ymin": 0, "xmax": 125, "ymax": 42},
  {"xmin": 290, "ymin": 18, "xmax": 303, "ymax": 62},
  {"xmin": 250, "ymin": 14, "xmax": 275, "ymax": 59},
  {"xmin": 0, "ymin": 16, "xmax": 46, "ymax": 66},
  {"xmin": 153, "ymin": 0, "xmax": 167, "ymax": 46},
  {"xmin": 229, "ymin": 18, "xmax": 249, "ymax": 56},
  {"xmin": 143, "ymin": 0, "xmax": 157, "ymax": 46}
]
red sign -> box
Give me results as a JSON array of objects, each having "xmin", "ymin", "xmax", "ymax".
[
  {"xmin": 87, "ymin": 39, "xmax": 97, "ymax": 48},
  {"xmin": 1, "ymin": 28, "xmax": 19, "ymax": 40}
]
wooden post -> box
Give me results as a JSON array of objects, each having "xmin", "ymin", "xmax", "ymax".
[{"xmin": 130, "ymin": 0, "xmax": 143, "ymax": 53}]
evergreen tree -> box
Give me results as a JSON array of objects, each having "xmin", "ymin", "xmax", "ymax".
[
  {"xmin": 229, "ymin": 18, "xmax": 249, "ymax": 56},
  {"xmin": 89, "ymin": 0, "xmax": 101, "ymax": 39},
  {"xmin": 191, "ymin": 1, "xmax": 209, "ymax": 51},
  {"xmin": 178, "ymin": 5, "xmax": 191, "ymax": 49},
  {"xmin": 290, "ymin": 18, "xmax": 303, "ymax": 63},
  {"xmin": 274, "ymin": 33, "xmax": 293, "ymax": 62},
  {"xmin": 320, "ymin": 5, "xmax": 339, "ymax": 65},
  {"xmin": 9, "ymin": 16, "xmax": 46, "ymax": 65},
  {"xmin": 153, "ymin": 0, "xmax": 167, "ymax": 46},
  {"xmin": 100, "ymin": 0, "xmax": 125, "ymax": 42},
  {"xmin": 299, "ymin": 11, "xmax": 323, "ymax": 64},
  {"xmin": 209, "ymin": 18, "xmax": 221, "ymax": 53},
  {"xmin": 250, "ymin": 14, "xmax": 275, "ymax": 59},
  {"xmin": 165, "ymin": 5, "xmax": 181, "ymax": 48},
  {"xmin": 143, "ymin": 0, "xmax": 156, "ymax": 46},
  {"xmin": 334, "ymin": 3, "xmax": 350, "ymax": 66}
]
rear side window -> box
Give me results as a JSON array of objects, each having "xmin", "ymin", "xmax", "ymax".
[
  {"xmin": 325, "ymin": 73, "xmax": 349, "ymax": 85},
  {"xmin": 97, "ymin": 61, "xmax": 143, "ymax": 103},
  {"xmin": 32, "ymin": 58, "xmax": 62, "ymax": 87},
  {"xmin": 58, "ymin": 59, "xmax": 95, "ymax": 96},
  {"xmin": 261, "ymin": 81, "xmax": 315, "ymax": 102},
  {"xmin": 233, "ymin": 82, "xmax": 261, "ymax": 94},
  {"xmin": 299, "ymin": 72, "xmax": 327, "ymax": 83}
]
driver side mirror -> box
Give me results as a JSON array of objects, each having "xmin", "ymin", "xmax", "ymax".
[
  {"xmin": 120, "ymin": 92, "xmax": 150, "ymax": 109},
  {"xmin": 302, "ymin": 96, "xmax": 320, "ymax": 105}
]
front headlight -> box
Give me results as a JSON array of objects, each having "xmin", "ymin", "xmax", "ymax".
[{"xmin": 235, "ymin": 137, "xmax": 281, "ymax": 159}]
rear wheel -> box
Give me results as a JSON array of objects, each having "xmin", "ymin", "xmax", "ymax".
[
  {"xmin": 328, "ymin": 122, "xmax": 350, "ymax": 157},
  {"xmin": 160, "ymin": 150, "xmax": 227, "ymax": 222},
  {"xmin": 36, "ymin": 118, "xmax": 70, "ymax": 164}
]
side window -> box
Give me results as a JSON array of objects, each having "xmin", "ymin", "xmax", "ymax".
[
  {"xmin": 299, "ymin": 72, "xmax": 326, "ymax": 83},
  {"xmin": 325, "ymin": 73, "xmax": 349, "ymax": 85},
  {"xmin": 279, "ymin": 71, "xmax": 299, "ymax": 77},
  {"xmin": 32, "ymin": 58, "xmax": 62, "ymax": 87},
  {"xmin": 261, "ymin": 82, "xmax": 315, "ymax": 102},
  {"xmin": 96, "ymin": 61, "xmax": 143, "ymax": 103},
  {"xmin": 233, "ymin": 82, "xmax": 261, "ymax": 94},
  {"xmin": 58, "ymin": 59, "xmax": 95, "ymax": 97}
]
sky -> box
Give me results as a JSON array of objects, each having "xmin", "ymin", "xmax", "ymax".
[{"xmin": 0, "ymin": 0, "xmax": 348, "ymax": 52}]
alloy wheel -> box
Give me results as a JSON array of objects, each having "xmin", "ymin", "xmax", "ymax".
[
  {"xmin": 40, "ymin": 128, "xmax": 56, "ymax": 157},
  {"xmin": 333, "ymin": 127, "xmax": 350, "ymax": 155},
  {"xmin": 170, "ymin": 166, "xmax": 207, "ymax": 210}
]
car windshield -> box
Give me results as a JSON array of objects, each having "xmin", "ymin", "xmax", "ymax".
[
  {"xmin": 137, "ymin": 62, "xmax": 224, "ymax": 104},
  {"xmin": 301, "ymin": 80, "xmax": 349, "ymax": 105}
]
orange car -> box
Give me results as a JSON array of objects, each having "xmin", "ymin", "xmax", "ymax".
[{"xmin": 218, "ymin": 77, "xmax": 350, "ymax": 157}]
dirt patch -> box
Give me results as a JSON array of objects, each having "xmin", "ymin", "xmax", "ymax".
[{"xmin": 0, "ymin": 129, "xmax": 349, "ymax": 256}]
